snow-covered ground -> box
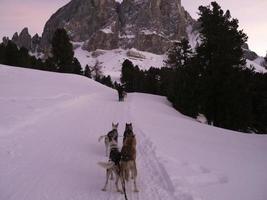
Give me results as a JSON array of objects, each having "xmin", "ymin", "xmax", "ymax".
[
  {"xmin": 246, "ymin": 59, "xmax": 267, "ymax": 73},
  {"xmin": 1, "ymin": 65, "xmax": 267, "ymax": 200},
  {"xmin": 73, "ymin": 42, "xmax": 166, "ymax": 82}
]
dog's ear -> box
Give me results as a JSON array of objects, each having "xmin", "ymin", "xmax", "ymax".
[{"xmin": 116, "ymin": 123, "xmax": 119, "ymax": 128}]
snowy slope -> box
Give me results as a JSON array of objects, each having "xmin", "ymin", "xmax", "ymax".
[
  {"xmin": 73, "ymin": 42, "xmax": 166, "ymax": 82},
  {"xmin": 246, "ymin": 59, "xmax": 267, "ymax": 73},
  {"xmin": 1, "ymin": 65, "xmax": 267, "ymax": 200}
]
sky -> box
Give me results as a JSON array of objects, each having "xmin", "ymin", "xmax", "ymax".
[{"xmin": 0, "ymin": 0, "xmax": 266, "ymax": 56}]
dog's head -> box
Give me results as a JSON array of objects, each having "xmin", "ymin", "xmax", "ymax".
[
  {"xmin": 112, "ymin": 122, "xmax": 119, "ymax": 130},
  {"xmin": 125, "ymin": 123, "xmax": 133, "ymax": 131}
]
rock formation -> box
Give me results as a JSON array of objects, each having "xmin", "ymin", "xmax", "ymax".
[
  {"xmin": 40, "ymin": 0, "xmax": 194, "ymax": 54},
  {"xmin": 11, "ymin": 28, "xmax": 41, "ymax": 52}
]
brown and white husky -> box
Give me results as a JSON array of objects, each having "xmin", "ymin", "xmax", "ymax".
[{"xmin": 120, "ymin": 124, "xmax": 138, "ymax": 192}]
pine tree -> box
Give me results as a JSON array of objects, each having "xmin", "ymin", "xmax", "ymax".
[
  {"xmin": 18, "ymin": 47, "xmax": 31, "ymax": 67},
  {"xmin": 121, "ymin": 59, "xmax": 135, "ymax": 92},
  {"xmin": 196, "ymin": 1, "xmax": 251, "ymax": 130},
  {"xmin": 166, "ymin": 38, "xmax": 192, "ymax": 69},
  {"xmin": 0, "ymin": 43, "xmax": 5, "ymax": 64},
  {"xmin": 72, "ymin": 57, "xmax": 82, "ymax": 75},
  {"xmin": 4, "ymin": 41, "xmax": 20, "ymax": 66},
  {"xmin": 84, "ymin": 65, "xmax": 92, "ymax": 78},
  {"xmin": 51, "ymin": 28, "xmax": 74, "ymax": 73},
  {"xmin": 165, "ymin": 38, "xmax": 199, "ymax": 117}
]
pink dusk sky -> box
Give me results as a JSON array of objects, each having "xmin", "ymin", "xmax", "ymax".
[{"xmin": 0, "ymin": 0, "xmax": 266, "ymax": 56}]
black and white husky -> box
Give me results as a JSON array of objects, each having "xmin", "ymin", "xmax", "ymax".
[
  {"xmin": 98, "ymin": 123, "xmax": 119, "ymax": 156},
  {"xmin": 98, "ymin": 139, "xmax": 122, "ymax": 192}
]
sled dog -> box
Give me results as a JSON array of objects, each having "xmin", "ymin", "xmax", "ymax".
[
  {"xmin": 120, "ymin": 125, "xmax": 138, "ymax": 192},
  {"xmin": 98, "ymin": 139, "xmax": 122, "ymax": 192},
  {"xmin": 98, "ymin": 123, "xmax": 119, "ymax": 156}
]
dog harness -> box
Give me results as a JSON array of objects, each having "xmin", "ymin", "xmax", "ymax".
[{"xmin": 107, "ymin": 130, "xmax": 118, "ymax": 142}]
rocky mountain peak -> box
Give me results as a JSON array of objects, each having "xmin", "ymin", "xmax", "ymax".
[
  {"xmin": 40, "ymin": 0, "xmax": 194, "ymax": 54},
  {"xmin": 11, "ymin": 27, "xmax": 41, "ymax": 52}
]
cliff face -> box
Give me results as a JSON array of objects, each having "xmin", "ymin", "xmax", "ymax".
[{"xmin": 40, "ymin": 0, "xmax": 194, "ymax": 54}]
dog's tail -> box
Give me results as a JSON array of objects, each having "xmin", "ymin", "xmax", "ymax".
[
  {"xmin": 98, "ymin": 161, "xmax": 115, "ymax": 169},
  {"xmin": 98, "ymin": 135, "xmax": 106, "ymax": 142}
]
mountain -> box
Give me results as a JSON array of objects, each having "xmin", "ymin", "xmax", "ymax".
[
  {"xmin": 40, "ymin": 0, "xmax": 194, "ymax": 54},
  {"xmin": 11, "ymin": 28, "xmax": 42, "ymax": 53},
  {"xmin": 1, "ymin": 65, "xmax": 267, "ymax": 200}
]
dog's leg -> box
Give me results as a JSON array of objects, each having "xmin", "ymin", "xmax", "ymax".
[
  {"xmin": 102, "ymin": 169, "xmax": 110, "ymax": 191},
  {"xmin": 110, "ymin": 170, "xmax": 114, "ymax": 180},
  {"xmin": 115, "ymin": 170, "xmax": 122, "ymax": 193},
  {"xmin": 133, "ymin": 177, "xmax": 139, "ymax": 192},
  {"xmin": 132, "ymin": 161, "xmax": 138, "ymax": 192}
]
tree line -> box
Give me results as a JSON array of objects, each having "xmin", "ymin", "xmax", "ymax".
[
  {"xmin": 121, "ymin": 2, "xmax": 267, "ymax": 134},
  {"xmin": 0, "ymin": 28, "xmax": 114, "ymax": 88}
]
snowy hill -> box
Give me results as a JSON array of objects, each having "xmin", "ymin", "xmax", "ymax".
[
  {"xmin": 73, "ymin": 42, "xmax": 166, "ymax": 82},
  {"xmin": 1, "ymin": 65, "xmax": 267, "ymax": 200}
]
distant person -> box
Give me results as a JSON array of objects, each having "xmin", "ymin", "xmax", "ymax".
[{"xmin": 117, "ymin": 84, "xmax": 125, "ymax": 101}]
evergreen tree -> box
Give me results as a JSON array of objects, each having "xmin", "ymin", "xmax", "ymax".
[
  {"xmin": 250, "ymin": 72, "xmax": 267, "ymax": 134},
  {"xmin": 166, "ymin": 38, "xmax": 192, "ymax": 69},
  {"xmin": 0, "ymin": 43, "xmax": 5, "ymax": 64},
  {"xmin": 84, "ymin": 65, "xmax": 92, "ymax": 78},
  {"xmin": 100, "ymin": 75, "xmax": 114, "ymax": 88},
  {"xmin": 51, "ymin": 28, "xmax": 74, "ymax": 73},
  {"xmin": 18, "ymin": 47, "xmax": 31, "ymax": 67},
  {"xmin": 121, "ymin": 59, "xmax": 136, "ymax": 92},
  {"xmin": 72, "ymin": 57, "xmax": 83, "ymax": 75},
  {"xmin": 196, "ymin": 1, "xmax": 250, "ymax": 130},
  {"xmin": 4, "ymin": 41, "xmax": 20, "ymax": 66},
  {"xmin": 165, "ymin": 38, "xmax": 199, "ymax": 117},
  {"xmin": 44, "ymin": 57, "xmax": 58, "ymax": 72}
]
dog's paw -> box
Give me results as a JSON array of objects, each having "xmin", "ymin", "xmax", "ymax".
[
  {"xmin": 134, "ymin": 189, "xmax": 139, "ymax": 193},
  {"xmin": 101, "ymin": 188, "xmax": 107, "ymax": 192}
]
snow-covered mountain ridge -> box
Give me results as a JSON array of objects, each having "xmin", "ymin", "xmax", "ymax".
[{"xmin": 1, "ymin": 65, "xmax": 267, "ymax": 200}]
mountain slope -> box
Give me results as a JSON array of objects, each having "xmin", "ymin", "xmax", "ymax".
[{"xmin": 0, "ymin": 65, "xmax": 267, "ymax": 200}]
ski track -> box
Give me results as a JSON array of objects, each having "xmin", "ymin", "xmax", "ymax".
[{"xmin": 1, "ymin": 90, "xmax": 194, "ymax": 200}]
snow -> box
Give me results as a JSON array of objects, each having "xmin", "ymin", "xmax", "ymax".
[
  {"xmin": 246, "ymin": 59, "xmax": 267, "ymax": 73},
  {"xmin": 115, "ymin": 0, "xmax": 123, "ymax": 3},
  {"xmin": 100, "ymin": 26, "xmax": 113, "ymax": 34},
  {"xmin": 140, "ymin": 29, "xmax": 165, "ymax": 38},
  {"xmin": 186, "ymin": 25, "xmax": 201, "ymax": 51},
  {"xmin": 73, "ymin": 43, "xmax": 166, "ymax": 82},
  {"xmin": 253, "ymin": 57, "xmax": 266, "ymax": 66},
  {"xmin": 1, "ymin": 65, "xmax": 267, "ymax": 200}
]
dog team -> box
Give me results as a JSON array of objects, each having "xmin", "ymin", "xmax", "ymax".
[{"xmin": 98, "ymin": 122, "xmax": 138, "ymax": 194}]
